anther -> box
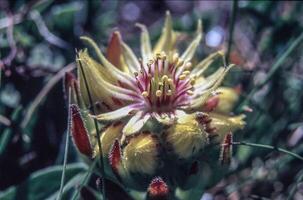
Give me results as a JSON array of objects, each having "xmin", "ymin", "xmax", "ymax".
[
  {"xmin": 185, "ymin": 62, "xmax": 192, "ymax": 70},
  {"xmin": 182, "ymin": 70, "xmax": 191, "ymax": 75},
  {"xmin": 142, "ymin": 91, "xmax": 149, "ymax": 97},
  {"xmin": 179, "ymin": 74, "xmax": 186, "ymax": 80},
  {"xmin": 187, "ymin": 90, "xmax": 194, "ymax": 95},
  {"xmin": 156, "ymin": 90, "xmax": 162, "ymax": 97}
]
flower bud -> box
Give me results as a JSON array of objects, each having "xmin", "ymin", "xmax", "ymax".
[
  {"xmin": 219, "ymin": 132, "xmax": 233, "ymax": 165},
  {"xmin": 123, "ymin": 132, "xmax": 159, "ymax": 175},
  {"xmin": 165, "ymin": 112, "xmax": 209, "ymax": 159},
  {"xmin": 70, "ymin": 104, "xmax": 92, "ymax": 157},
  {"xmin": 109, "ymin": 139, "xmax": 123, "ymax": 181},
  {"xmin": 93, "ymin": 121, "xmax": 124, "ymax": 158},
  {"xmin": 214, "ymin": 87, "xmax": 240, "ymax": 114},
  {"xmin": 147, "ymin": 177, "xmax": 169, "ymax": 200},
  {"xmin": 203, "ymin": 95, "xmax": 220, "ymax": 112}
]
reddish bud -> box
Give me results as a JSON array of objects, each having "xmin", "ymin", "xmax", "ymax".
[
  {"xmin": 203, "ymin": 96, "xmax": 219, "ymax": 112},
  {"xmin": 109, "ymin": 139, "xmax": 122, "ymax": 181},
  {"xmin": 219, "ymin": 132, "xmax": 233, "ymax": 165},
  {"xmin": 107, "ymin": 31, "xmax": 123, "ymax": 69},
  {"xmin": 64, "ymin": 72, "xmax": 76, "ymax": 98},
  {"xmin": 70, "ymin": 104, "xmax": 92, "ymax": 157},
  {"xmin": 147, "ymin": 177, "xmax": 169, "ymax": 200}
]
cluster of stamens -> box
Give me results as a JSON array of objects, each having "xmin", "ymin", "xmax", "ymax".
[{"xmin": 133, "ymin": 52, "xmax": 195, "ymax": 112}]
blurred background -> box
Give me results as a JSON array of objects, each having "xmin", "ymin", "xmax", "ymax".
[{"xmin": 0, "ymin": 0, "xmax": 303, "ymax": 199}]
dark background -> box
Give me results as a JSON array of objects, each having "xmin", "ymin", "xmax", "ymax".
[{"xmin": 0, "ymin": 0, "xmax": 303, "ymax": 199}]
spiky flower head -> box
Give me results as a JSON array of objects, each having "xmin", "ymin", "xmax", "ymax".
[{"xmin": 71, "ymin": 11, "xmax": 246, "ymax": 199}]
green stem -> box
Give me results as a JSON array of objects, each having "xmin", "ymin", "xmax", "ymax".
[
  {"xmin": 77, "ymin": 54, "xmax": 106, "ymax": 199},
  {"xmin": 226, "ymin": 0, "xmax": 238, "ymax": 65},
  {"xmin": 57, "ymin": 88, "xmax": 71, "ymax": 200},
  {"xmin": 234, "ymin": 141, "xmax": 303, "ymax": 161}
]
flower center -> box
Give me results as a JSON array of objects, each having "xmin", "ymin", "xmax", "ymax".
[{"xmin": 134, "ymin": 52, "xmax": 195, "ymax": 113}]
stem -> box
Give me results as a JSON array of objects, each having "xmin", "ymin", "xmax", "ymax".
[
  {"xmin": 226, "ymin": 0, "xmax": 238, "ymax": 65},
  {"xmin": 57, "ymin": 88, "xmax": 71, "ymax": 200},
  {"xmin": 77, "ymin": 54, "xmax": 106, "ymax": 199},
  {"xmin": 233, "ymin": 141, "xmax": 303, "ymax": 161}
]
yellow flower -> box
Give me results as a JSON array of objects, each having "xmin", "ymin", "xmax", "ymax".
[{"xmin": 77, "ymin": 11, "xmax": 234, "ymax": 139}]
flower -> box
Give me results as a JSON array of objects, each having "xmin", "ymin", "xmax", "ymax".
[
  {"xmin": 77, "ymin": 11, "xmax": 234, "ymax": 139},
  {"xmin": 72, "ymin": 11, "xmax": 246, "ymax": 199}
]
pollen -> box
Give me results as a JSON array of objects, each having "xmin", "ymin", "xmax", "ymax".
[
  {"xmin": 132, "ymin": 52, "xmax": 195, "ymax": 112},
  {"xmin": 142, "ymin": 91, "xmax": 149, "ymax": 97}
]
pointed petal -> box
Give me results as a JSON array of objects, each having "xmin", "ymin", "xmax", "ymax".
[
  {"xmin": 191, "ymin": 64, "xmax": 234, "ymax": 109},
  {"xmin": 192, "ymin": 50, "xmax": 224, "ymax": 76},
  {"xmin": 153, "ymin": 11, "xmax": 173, "ymax": 54},
  {"xmin": 93, "ymin": 122, "xmax": 124, "ymax": 158},
  {"xmin": 121, "ymin": 41, "xmax": 140, "ymax": 73},
  {"xmin": 77, "ymin": 51, "xmax": 138, "ymax": 111},
  {"xmin": 209, "ymin": 112, "xmax": 246, "ymax": 143},
  {"xmin": 109, "ymin": 139, "xmax": 123, "ymax": 180},
  {"xmin": 94, "ymin": 104, "xmax": 141, "ymax": 121},
  {"xmin": 180, "ymin": 19, "xmax": 202, "ymax": 62},
  {"xmin": 123, "ymin": 112, "xmax": 150, "ymax": 136},
  {"xmin": 106, "ymin": 31, "xmax": 128, "ymax": 72},
  {"xmin": 80, "ymin": 36, "xmax": 136, "ymax": 88},
  {"xmin": 136, "ymin": 23, "xmax": 152, "ymax": 65}
]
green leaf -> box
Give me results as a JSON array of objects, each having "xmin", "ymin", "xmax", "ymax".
[
  {"xmin": 0, "ymin": 163, "xmax": 87, "ymax": 200},
  {"xmin": 0, "ymin": 106, "xmax": 22, "ymax": 155}
]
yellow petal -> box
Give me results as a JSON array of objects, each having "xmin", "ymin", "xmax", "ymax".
[
  {"xmin": 192, "ymin": 50, "xmax": 224, "ymax": 76},
  {"xmin": 93, "ymin": 122, "xmax": 124, "ymax": 158},
  {"xmin": 153, "ymin": 11, "xmax": 173, "ymax": 54},
  {"xmin": 209, "ymin": 113, "xmax": 246, "ymax": 143},
  {"xmin": 191, "ymin": 64, "xmax": 234, "ymax": 109},
  {"xmin": 121, "ymin": 41, "xmax": 140, "ymax": 74},
  {"xmin": 80, "ymin": 36, "xmax": 137, "ymax": 90},
  {"xmin": 106, "ymin": 31, "xmax": 126, "ymax": 72},
  {"xmin": 136, "ymin": 23, "xmax": 152, "ymax": 65},
  {"xmin": 122, "ymin": 112, "xmax": 150, "ymax": 136},
  {"xmin": 180, "ymin": 19, "xmax": 202, "ymax": 62},
  {"xmin": 165, "ymin": 112, "xmax": 209, "ymax": 159},
  {"xmin": 215, "ymin": 87, "xmax": 240, "ymax": 114},
  {"xmin": 123, "ymin": 132, "xmax": 159, "ymax": 174}
]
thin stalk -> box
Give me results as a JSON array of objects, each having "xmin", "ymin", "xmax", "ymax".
[
  {"xmin": 77, "ymin": 54, "xmax": 106, "ymax": 199},
  {"xmin": 233, "ymin": 141, "xmax": 303, "ymax": 161},
  {"xmin": 226, "ymin": 0, "xmax": 238, "ymax": 65},
  {"xmin": 57, "ymin": 88, "xmax": 71, "ymax": 200}
]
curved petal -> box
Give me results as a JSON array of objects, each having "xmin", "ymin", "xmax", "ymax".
[
  {"xmin": 106, "ymin": 31, "xmax": 127, "ymax": 72},
  {"xmin": 192, "ymin": 50, "xmax": 224, "ymax": 76},
  {"xmin": 121, "ymin": 41, "xmax": 140, "ymax": 74},
  {"xmin": 180, "ymin": 19, "xmax": 202, "ymax": 62},
  {"xmin": 80, "ymin": 36, "xmax": 138, "ymax": 91},
  {"xmin": 153, "ymin": 11, "xmax": 173, "ymax": 54},
  {"xmin": 123, "ymin": 111, "xmax": 150, "ymax": 136},
  {"xmin": 190, "ymin": 64, "xmax": 234, "ymax": 109},
  {"xmin": 136, "ymin": 23, "xmax": 152, "ymax": 66},
  {"xmin": 94, "ymin": 104, "xmax": 142, "ymax": 121}
]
